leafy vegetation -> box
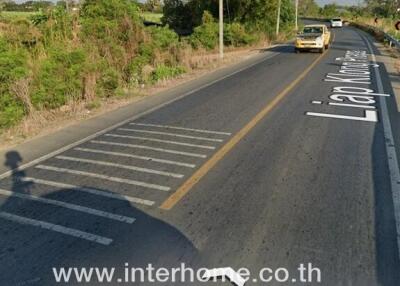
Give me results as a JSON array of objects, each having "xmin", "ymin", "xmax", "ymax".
[
  {"xmin": 0, "ymin": 38, "xmax": 28, "ymax": 128},
  {"xmin": 163, "ymin": 0, "xmax": 295, "ymax": 37},
  {"xmin": 142, "ymin": 12, "xmax": 163, "ymax": 24}
]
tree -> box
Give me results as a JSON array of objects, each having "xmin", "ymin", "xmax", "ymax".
[
  {"xmin": 163, "ymin": 0, "xmax": 295, "ymax": 35},
  {"xmin": 321, "ymin": 3, "xmax": 338, "ymax": 18},
  {"xmin": 162, "ymin": 0, "xmax": 194, "ymax": 30},
  {"xmin": 298, "ymin": 0, "xmax": 319, "ymax": 17},
  {"xmin": 365, "ymin": 0, "xmax": 398, "ymax": 18}
]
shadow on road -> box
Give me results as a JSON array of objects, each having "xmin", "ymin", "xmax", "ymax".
[
  {"xmin": 253, "ymin": 44, "xmax": 295, "ymax": 54},
  {"xmin": 0, "ymin": 151, "xmax": 199, "ymax": 285}
]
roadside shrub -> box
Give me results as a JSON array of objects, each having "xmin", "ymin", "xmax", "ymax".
[
  {"xmin": 151, "ymin": 64, "xmax": 185, "ymax": 82},
  {"xmin": 0, "ymin": 38, "xmax": 28, "ymax": 129},
  {"xmin": 0, "ymin": 94, "xmax": 25, "ymax": 130},
  {"xmin": 80, "ymin": 0, "xmax": 143, "ymax": 53},
  {"xmin": 3, "ymin": 18, "xmax": 41, "ymax": 49},
  {"xmin": 98, "ymin": 67, "xmax": 120, "ymax": 97},
  {"xmin": 126, "ymin": 25, "xmax": 179, "ymax": 85},
  {"xmin": 190, "ymin": 11, "xmax": 218, "ymax": 50},
  {"xmin": 31, "ymin": 48, "xmax": 86, "ymax": 109},
  {"xmin": 224, "ymin": 23, "xmax": 258, "ymax": 47},
  {"xmin": 126, "ymin": 42, "xmax": 155, "ymax": 85},
  {"xmin": 147, "ymin": 26, "xmax": 179, "ymax": 49}
]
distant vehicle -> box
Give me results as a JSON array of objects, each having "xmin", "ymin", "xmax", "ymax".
[
  {"xmin": 295, "ymin": 25, "xmax": 331, "ymax": 54},
  {"xmin": 330, "ymin": 18, "xmax": 343, "ymax": 28}
]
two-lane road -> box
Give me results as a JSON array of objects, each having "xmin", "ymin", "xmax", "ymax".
[{"xmin": 0, "ymin": 24, "xmax": 399, "ymax": 285}]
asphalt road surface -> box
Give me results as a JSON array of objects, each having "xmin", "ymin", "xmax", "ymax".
[{"xmin": 0, "ymin": 23, "xmax": 400, "ymax": 286}]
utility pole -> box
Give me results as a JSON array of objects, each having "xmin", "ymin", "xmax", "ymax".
[
  {"xmin": 276, "ymin": 0, "xmax": 281, "ymax": 36},
  {"xmin": 295, "ymin": 0, "xmax": 299, "ymax": 31},
  {"xmin": 219, "ymin": 0, "xmax": 224, "ymax": 59}
]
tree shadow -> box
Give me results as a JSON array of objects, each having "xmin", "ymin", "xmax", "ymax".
[{"xmin": 0, "ymin": 151, "xmax": 200, "ymax": 285}]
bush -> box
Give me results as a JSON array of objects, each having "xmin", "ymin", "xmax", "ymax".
[
  {"xmin": 31, "ymin": 48, "xmax": 86, "ymax": 109},
  {"xmin": 190, "ymin": 11, "xmax": 218, "ymax": 50},
  {"xmin": 0, "ymin": 38, "xmax": 28, "ymax": 129},
  {"xmin": 0, "ymin": 94, "xmax": 25, "ymax": 130},
  {"xmin": 98, "ymin": 67, "xmax": 120, "ymax": 97},
  {"xmin": 224, "ymin": 23, "xmax": 258, "ymax": 47},
  {"xmin": 127, "ymin": 27, "xmax": 180, "ymax": 85},
  {"xmin": 80, "ymin": 0, "xmax": 142, "ymax": 44},
  {"xmin": 148, "ymin": 26, "xmax": 179, "ymax": 49},
  {"xmin": 151, "ymin": 64, "xmax": 185, "ymax": 82}
]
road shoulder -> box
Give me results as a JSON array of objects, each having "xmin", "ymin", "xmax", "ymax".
[{"xmin": 374, "ymin": 43, "xmax": 400, "ymax": 111}]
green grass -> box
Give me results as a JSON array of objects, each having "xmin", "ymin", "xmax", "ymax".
[
  {"xmin": 0, "ymin": 11, "xmax": 39, "ymax": 21},
  {"xmin": 141, "ymin": 12, "xmax": 163, "ymax": 24}
]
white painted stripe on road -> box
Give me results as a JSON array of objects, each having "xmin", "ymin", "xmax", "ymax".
[
  {"xmin": 364, "ymin": 35, "xmax": 400, "ymax": 260},
  {"xmin": 0, "ymin": 188, "xmax": 135, "ymax": 224},
  {"xmin": 35, "ymin": 165, "xmax": 171, "ymax": 192},
  {"xmin": 21, "ymin": 177, "xmax": 155, "ymax": 206},
  {"xmin": 306, "ymin": 111, "xmax": 378, "ymax": 122},
  {"xmin": 0, "ymin": 51, "xmax": 278, "ymax": 181},
  {"xmin": 312, "ymin": 101, "xmax": 323, "ymax": 105},
  {"xmin": 0, "ymin": 212, "xmax": 113, "ymax": 245},
  {"xmin": 56, "ymin": 156, "xmax": 184, "ymax": 178},
  {"xmin": 74, "ymin": 148, "xmax": 196, "ymax": 168},
  {"xmin": 130, "ymin": 123, "xmax": 232, "ymax": 136},
  {"xmin": 105, "ymin": 134, "xmax": 216, "ymax": 150},
  {"xmin": 118, "ymin": 128, "xmax": 224, "ymax": 142},
  {"xmin": 91, "ymin": 140, "xmax": 207, "ymax": 158}
]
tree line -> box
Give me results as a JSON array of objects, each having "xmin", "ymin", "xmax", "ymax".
[{"xmin": 162, "ymin": 0, "xmax": 295, "ymax": 35}]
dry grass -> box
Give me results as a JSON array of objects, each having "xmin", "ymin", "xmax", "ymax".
[{"xmin": 355, "ymin": 17, "xmax": 400, "ymax": 40}]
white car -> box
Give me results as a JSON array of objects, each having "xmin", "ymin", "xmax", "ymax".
[{"xmin": 330, "ymin": 18, "xmax": 343, "ymax": 28}]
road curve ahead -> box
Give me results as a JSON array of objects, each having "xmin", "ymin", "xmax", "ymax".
[{"xmin": 0, "ymin": 24, "xmax": 400, "ymax": 286}]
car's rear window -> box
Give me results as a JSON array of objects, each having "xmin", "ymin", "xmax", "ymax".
[
  {"xmin": 303, "ymin": 27, "xmax": 323, "ymax": 34},
  {"xmin": 333, "ymin": 19, "xmax": 342, "ymax": 21}
]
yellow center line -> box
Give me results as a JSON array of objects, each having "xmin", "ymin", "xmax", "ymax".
[{"xmin": 160, "ymin": 45, "xmax": 330, "ymax": 211}]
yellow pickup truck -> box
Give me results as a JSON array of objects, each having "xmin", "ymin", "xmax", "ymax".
[{"xmin": 295, "ymin": 24, "xmax": 331, "ymax": 54}]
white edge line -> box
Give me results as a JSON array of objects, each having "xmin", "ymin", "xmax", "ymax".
[
  {"xmin": 0, "ymin": 212, "xmax": 113, "ymax": 245},
  {"xmin": 0, "ymin": 52, "xmax": 278, "ymax": 181},
  {"xmin": 364, "ymin": 33, "xmax": 400, "ymax": 260},
  {"xmin": 0, "ymin": 188, "xmax": 135, "ymax": 224},
  {"xmin": 21, "ymin": 177, "xmax": 155, "ymax": 206}
]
